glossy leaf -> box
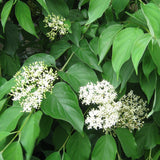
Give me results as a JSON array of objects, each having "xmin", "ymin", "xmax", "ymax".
[
  {"xmin": 66, "ymin": 132, "xmax": 91, "ymax": 160},
  {"xmin": 1, "ymin": 0, "xmax": 13, "ymax": 32},
  {"xmin": 15, "ymin": 1, "xmax": 38, "ymax": 37},
  {"xmin": 112, "ymin": 0, "xmax": 129, "ymax": 17},
  {"xmin": 46, "ymin": 152, "xmax": 61, "ymax": 160},
  {"xmin": 89, "ymin": 37, "xmax": 99, "ymax": 55},
  {"xmin": 102, "ymin": 61, "xmax": 121, "ymax": 88},
  {"xmin": 112, "ymin": 27, "xmax": 143, "ymax": 77},
  {"xmin": 3, "ymin": 142, "xmax": 23, "ymax": 160},
  {"xmin": 131, "ymin": 33, "xmax": 152, "ymax": 74},
  {"xmin": 87, "ymin": 0, "xmax": 111, "ymax": 24},
  {"xmin": 98, "ymin": 24, "xmax": 123, "ymax": 64},
  {"xmin": 0, "ymin": 78, "xmax": 15, "ymax": 100},
  {"xmin": 41, "ymin": 82, "xmax": 84, "ymax": 133},
  {"xmin": 148, "ymin": 41, "xmax": 160, "ymax": 75},
  {"xmin": 72, "ymin": 39, "xmax": 102, "ymax": 72},
  {"xmin": 140, "ymin": 71, "xmax": 156, "ymax": 103},
  {"xmin": 0, "ymin": 98, "xmax": 7, "ymax": 112},
  {"xmin": 142, "ymin": 49, "xmax": 156, "ymax": 80},
  {"xmin": 141, "ymin": 3, "xmax": 160, "ymax": 40},
  {"xmin": 115, "ymin": 128, "xmax": 139, "ymax": 159},
  {"xmin": 50, "ymin": 40, "xmax": 71, "ymax": 60},
  {"xmin": 136, "ymin": 123, "xmax": 160, "ymax": 152},
  {"xmin": 0, "ymin": 106, "xmax": 23, "ymax": 132},
  {"xmin": 36, "ymin": 0, "xmax": 49, "ymax": 14},
  {"xmin": 23, "ymin": 53, "xmax": 55, "ymax": 67},
  {"xmin": 58, "ymin": 62, "xmax": 98, "ymax": 92},
  {"xmin": 20, "ymin": 111, "xmax": 42, "ymax": 160},
  {"xmin": 0, "ymin": 131, "xmax": 10, "ymax": 141},
  {"xmin": 91, "ymin": 134, "xmax": 117, "ymax": 160}
]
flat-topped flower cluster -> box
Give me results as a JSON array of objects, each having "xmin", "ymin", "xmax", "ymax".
[
  {"xmin": 10, "ymin": 61, "xmax": 57, "ymax": 112},
  {"xmin": 43, "ymin": 13, "xmax": 69, "ymax": 41},
  {"xmin": 79, "ymin": 80, "xmax": 148, "ymax": 132}
]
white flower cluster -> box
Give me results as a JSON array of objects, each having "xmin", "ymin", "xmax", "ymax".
[
  {"xmin": 43, "ymin": 13, "xmax": 69, "ymax": 41},
  {"xmin": 10, "ymin": 61, "xmax": 57, "ymax": 112},
  {"xmin": 79, "ymin": 80, "xmax": 148, "ymax": 132},
  {"xmin": 116, "ymin": 90, "xmax": 148, "ymax": 131},
  {"xmin": 79, "ymin": 80, "xmax": 121, "ymax": 131}
]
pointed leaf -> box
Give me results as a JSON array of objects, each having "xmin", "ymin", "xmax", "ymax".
[
  {"xmin": 86, "ymin": 0, "xmax": 111, "ymax": 24},
  {"xmin": 72, "ymin": 39, "xmax": 102, "ymax": 72},
  {"xmin": 36, "ymin": 0, "xmax": 49, "ymax": 14},
  {"xmin": 58, "ymin": 62, "xmax": 98, "ymax": 92},
  {"xmin": 15, "ymin": 1, "xmax": 38, "ymax": 37},
  {"xmin": 91, "ymin": 134, "xmax": 117, "ymax": 160},
  {"xmin": 41, "ymin": 82, "xmax": 84, "ymax": 133},
  {"xmin": 140, "ymin": 71, "xmax": 156, "ymax": 103},
  {"xmin": 141, "ymin": 3, "xmax": 160, "ymax": 40},
  {"xmin": 112, "ymin": 27, "xmax": 143, "ymax": 77},
  {"xmin": 1, "ymin": 0, "xmax": 13, "ymax": 32},
  {"xmin": 115, "ymin": 128, "xmax": 139, "ymax": 159},
  {"xmin": 148, "ymin": 41, "xmax": 160, "ymax": 75},
  {"xmin": 142, "ymin": 49, "xmax": 156, "ymax": 80},
  {"xmin": 20, "ymin": 111, "xmax": 42, "ymax": 160},
  {"xmin": 66, "ymin": 132, "xmax": 91, "ymax": 160},
  {"xmin": 98, "ymin": 24, "xmax": 123, "ymax": 64},
  {"xmin": 132, "ymin": 33, "xmax": 152, "ymax": 74},
  {"xmin": 0, "ymin": 98, "xmax": 7, "ymax": 112},
  {"xmin": 3, "ymin": 142, "xmax": 23, "ymax": 160}
]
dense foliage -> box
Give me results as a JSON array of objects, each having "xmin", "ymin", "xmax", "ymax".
[{"xmin": 0, "ymin": 0, "xmax": 160, "ymax": 159}]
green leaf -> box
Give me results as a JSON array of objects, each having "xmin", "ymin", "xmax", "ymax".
[
  {"xmin": 3, "ymin": 142, "xmax": 23, "ymax": 160},
  {"xmin": 115, "ymin": 128, "xmax": 139, "ymax": 159},
  {"xmin": 52, "ymin": 125, "xmax": 68, "ymax": 151},
  {"xmin": 142, "ymin": 49, "xmax": 156, "ymax": 80},
  {"xmin": 112, "ymin": 0, "xmax": 129, "ymax": 17},
  {"xmin": 0, "ymin": 153, "xmax": 3, "ymax": 160},
  {"xmin": 63, "ymin": 152, "xmax": 71, "ymax": 160},
  {"xmin": 66, "ymin": 132, "xmax": 91, "ymax": 160},
  {"xmin": 131, "ymin": 33, "xmax": 152, "ymax": 74},
  {"xmin": 37, "ymin": 115, "xmax": 53, "ymax": 143},
  {"xmin": 69, "ymin": 23, "xmax": 81, "ymax": 47},
  {"xmin": 153, "ymin": 150, "xmax": 160, "ymax": 160},
  {"xmin": 102, "ymin": 61, "xmax": 121, "ymax": 88},
  {"xmin": 140, "ymin": 71, "xmax": 156, "ymax": 103},
  {"xmin": 0, "ymin": 106, "xmax": 23, "ymax": 132},
  {"xmin": 119, "ymin": 59, "xmax": 134, "ymax": 92},
  {"xmin": 148, "ymin": 41, "xmax": 160, "ymax": 75},
  {"xmin": 89, "ymin": 37, "xmax": 99, "ymax": 55},
  {"xmin": 98, "ymin": 24, "xmax": 123, "ymax": 64},
  {"xmin": 15, "ymin": 1, "xmax": 38, "ymax": 37},
  {"xmin": 72, "ymin": 39, "xmax": 102, "ymax": 72},
  {"xmin": 0, "ymin": 131, "xmax": 10, "ymax": 141},
  {"xmin": 112, "ymin": 27, "xmax": 144, "ymax": 77},
  {"xmin": 20, "ymin": 111, "xmax": 42, "ymax": 160},
  {"xmin": 23, "ymin": 53, "xmax": 55, "ymax": 67},
  {"xmin": 41, "ymin": 82, "xmax": 84, "ymax": 133},
  {"xmin": 58, "ymin": 62, "xmax": 98, "ymax": 92},
  {"xmin": 86, "ymin": 0, "xmax": 111, "ymax": 24},
  {"xmin": 91, "ymin": 134, "xmax": 117, "ymax": 160},
  {"xmin": 0, "ymin": 78, "xmax": 15, "ymax": 100},
  {"xmin": 78, "ymin": 0, "xmax": 89, "ymax": 9},
  {"xmin": 136, "ymin": 123, "xmax": 160, "ymax": 152},
  {"xmin": 1, "ymin": 0, "xmax": 13, "ymax": 32},
  {"xmin": 46, "ymin": 152, "xmax": 61, "ymax": 160},
  {"xmin": 46, "ymin": 0, "xmax": 69, "ymax": 17},
  {"xmin": 141, "ymin": 3, "xmax": 160, "ymax": 41},
  {"xmin": 0, "ymin": 98, "xmax": 7, "ymax": 112},
  {"xmin": 4, "ymin": 22, "xmax": 19, "ymax": 56},
  {"xmin": 50, "ymin": 40, "xmax": 71, "ymax": 60},
  {"xmin": 152, "ymin": 76, "xmax": 160, "ymax": 112},
  {"xmin": 36, "ymin": 0, "xmax": 50, "ymax": 14}
]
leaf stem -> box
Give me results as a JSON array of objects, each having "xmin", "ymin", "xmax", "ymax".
[
  {"xmin": 0, "ymin": 111, "xmax": 33, "ymax": 153},
  {"xmin": 60, "ymin": 52, "xmax": 74, "ymax": 71}
]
